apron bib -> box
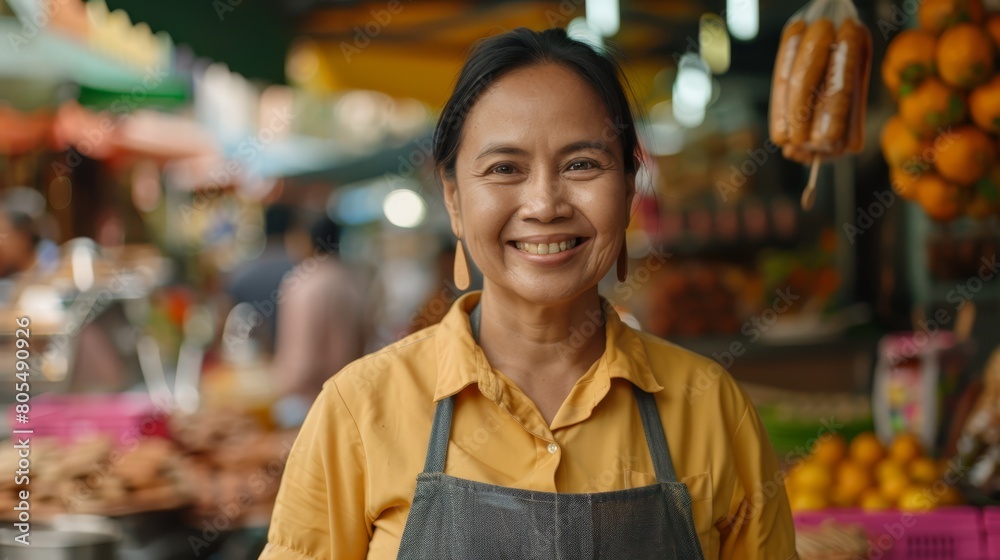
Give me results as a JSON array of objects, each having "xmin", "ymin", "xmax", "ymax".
[{"xmin": 396, "ymin": 305, "xmax": 706, "ymax": 559}]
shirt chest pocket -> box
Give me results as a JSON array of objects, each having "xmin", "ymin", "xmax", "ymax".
[{"xmin": 680, "ymin": 471, "xmax": 715, "ymax": 559}]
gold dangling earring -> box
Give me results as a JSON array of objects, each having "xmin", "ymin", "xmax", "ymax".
[
  {"xmin": 616, "ymin": 241, "xmax": 628, "ymax": 283},
  {"xmin": 454, "ymin": 239, "xmax": 471, "ymax": 290}
]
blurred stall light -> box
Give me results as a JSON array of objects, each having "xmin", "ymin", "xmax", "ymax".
[
  {"xmin": 286, "ymin": 38, "xmax": 321, "ymax": 84},
  {"xmin": 387, "ymin": 98, "xmax": 430, "ymax": 139},
  {"xmin": 673, "ymin": 54, "xmax": 712, "ymax": 109},
  {"xmin": 71, "ymin": 241, "xmax": 96, "ymax": 292},
  {"xmin": 727, "ymin": 0, "xmax": 759, "ymax": 41},
  {"xmin": 567, "ymin": 18, "xmax": 604, "ymax": 51},
  {"xmin": 673, "ymin": 99, "xmax": 706, "ymax": 128},
  {"xmin": 336, "ymin": 90, "xmax": 392, "ymax": 147},
  {"xmin": 585, "ymin": 0, "xmax": 619, "ymax": 37},
  {"xmin": 700, "ymin": 14, "xmax": 731, "ymax": 74},
  {"xmin": 383, "ymin": 189, "xmax": 426, "ymax": 228}
]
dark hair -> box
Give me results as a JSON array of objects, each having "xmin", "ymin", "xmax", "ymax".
[
  {"xmin": 309, "ymin": 214, "xmax": 341, "ymax": 256},
  {"xmin": 264, "ymin": 204, "xmax": 294, "ymax": 238},
  {"xmin": 433, "ymin": 27, "xmax": 641, "ymax": 181}
]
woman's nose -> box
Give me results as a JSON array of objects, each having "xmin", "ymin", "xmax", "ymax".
[{"xmin": 520, "ymin": 172, "xmax": 571, "ymax": 223}]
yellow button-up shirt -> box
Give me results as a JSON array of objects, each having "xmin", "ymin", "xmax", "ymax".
[{"xmin": 261, "ymin": 292, "xmax": 797, "ymax": 559}]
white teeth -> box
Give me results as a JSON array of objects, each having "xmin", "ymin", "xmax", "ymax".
[{"xmin": 514, "ymin": 238, "xmax": 579, "ymax": 255}]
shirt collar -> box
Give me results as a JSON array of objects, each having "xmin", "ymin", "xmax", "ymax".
[{"xmin": 433, "ymin": 291, "xmax": 663, "ymax": 402}]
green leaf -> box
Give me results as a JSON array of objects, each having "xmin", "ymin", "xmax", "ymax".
[
  {"xmin": 978, "ymin": 179, "xmax": 1000, "ymax": 203},
  {"xmin": 901, "ymin": 64, "xmax": 928, "ymax": 83}
]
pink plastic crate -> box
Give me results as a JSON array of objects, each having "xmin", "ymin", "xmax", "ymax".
[
  {"xmin": 986, "ymin": 508, "xmax": 1000, "ymax": 559},
  {"xmin": 8, "ymin": 392, "xmax": 170, "ymax": 445},
  {"xmin": 795, "ymin": 507, "xmax": 985, "ymax": 560}
]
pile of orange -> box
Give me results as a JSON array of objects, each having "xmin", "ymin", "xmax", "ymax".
[
  {"xmin": 786, "ymin": 432, "xmax": 964, "ymax": 513},
  {"xmin": 881, "ymin": 0, "xmax": 1000, "ymax": 222}
]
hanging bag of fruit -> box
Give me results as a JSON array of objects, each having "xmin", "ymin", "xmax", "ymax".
[
  {"xmin": 769, "ymin": 0, "xmax": 873, "ymax": 210},
  {"xmin": 880, "ymin": 0, "xmax": 1000, "ymax": 223}
]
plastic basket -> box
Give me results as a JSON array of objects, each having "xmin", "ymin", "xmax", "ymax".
[
  {"xmin": 795, "ymin": 507, "xmax": 985, "ymax": 560},
  {"xmin": 8, "ymin": 392, "xmax": 170, "ymax": 445},
  {"xmin": 986, "ymin": 508, "xmax": 1000, "ymax": 559}
]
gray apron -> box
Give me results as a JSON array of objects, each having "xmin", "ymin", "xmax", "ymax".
[{"xmin": 396, "ymin": 305, "xmax": 706, "ymax": 559}]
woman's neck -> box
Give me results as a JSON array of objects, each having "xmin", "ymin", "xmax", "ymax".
[{"xmin": 475, "ymin": 286, "xmax": 607, "ymax": 419}]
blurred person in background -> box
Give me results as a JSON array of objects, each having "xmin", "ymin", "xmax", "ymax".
[
  {"xmin": 262, "ymin": 28, "xmax": 794, "ymax": 559},
  {"xmin": 0, "ymin": 187, "xmax": 59, "ymax": 303},
  {"xmin": 226, "ymin": 203, "xmax": 296, "ymax": 355},
  {"xmin": 270, "ymin": 213, "xmax": 365, "ymax": 427}
]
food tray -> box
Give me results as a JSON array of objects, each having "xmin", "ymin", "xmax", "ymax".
[{"xmin": 795, "ymin": 507, "xmax": 986, "ymax": 560}]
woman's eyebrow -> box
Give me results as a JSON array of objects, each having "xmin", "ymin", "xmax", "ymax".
[
  {"xmin": 475, "ymin": 144, "xmax": 528, "ymax": 160},
  {"xmin": 475, "ymin": 140, "xmax": 612, "ymax": 160},
  {"xmin": 558, "ymin": 140, "xmax": 613, "ymax": 156}
]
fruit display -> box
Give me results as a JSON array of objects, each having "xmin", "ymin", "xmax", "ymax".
[
  {"xmin": 786, "ymin": 432, "xmax": 964, "ymax": 513},
  {"xmin": 881, "ymin": 0, "xmax": 1000, "ymax": 222},
  {"xmin": 769, "ymin": 0, "xmax": 873, "ymax": 209}
]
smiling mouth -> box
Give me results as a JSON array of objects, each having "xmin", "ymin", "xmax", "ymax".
[{"xmin": 512, "ymin": 238, "xmax": 585, "ymax": 255}]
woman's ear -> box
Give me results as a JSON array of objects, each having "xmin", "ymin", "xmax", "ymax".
[{"xmin": 441, "ymin": 170, "xmax": 463, "ymax": 238}]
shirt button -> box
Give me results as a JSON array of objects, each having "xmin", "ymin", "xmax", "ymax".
[{"xmin": 547, "ymin": 443, "xmax": 559, "ymax": 454}]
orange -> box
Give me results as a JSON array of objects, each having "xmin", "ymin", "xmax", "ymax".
[
  {"xmin": 909, "ymin": 457, "xmax": 941, "ymax": 485},
  {"xmin": 915, "ymin": 172, "xmax": 965, "ymax": 221},
  {"xmin": 889, "ymin": 433, "xmax": 925, "ymax": 464},
  {"xmin": 898, "ymin": 486, "xmax": 935, "ymax": 512},
  {"xmin": 811, "ymin": 434, "xmax": 847, "ymax": 466},
  {"xmin": 988, "ymin": 14, "xmax": 1000, "ymax": 50},
  {"xmin": 860, "ymin": 488, "xmax": 892, "ymax": 511},
  {"xmin": 966, "ymin": 164, "xmax": 1000, "ymax": 218},
  {"xmin": 936, "ymin": 24, "xmax": 995, "ymax": 89},
  {"xmin": 882, "ymin": 30, "xmax": 938, "ymax": 98},
  {"xmin": 919, "ymin": 0, "xmax": 985, "ymax": 35},
  {"xmin": 790, "ymin": 490, "xmax": 829, "ymax": 512},
  {"xmin": 835, "ymin": 460, "xmax": 874, "ymax": 505},
  {"xmin": 933, "ymin": 125, "xmax": 996, "ymax": 185},
  {"xmin": 849, "ymin": 432, "xmax": 886, "ymax": 467},
  {"xmin": 899, "ymin": 78, "xmax": 966, "ymax": 139},
  {"xmin": 891, "ymin": 166, "xmax": 923, "ymax": 200},
  {"xmin": 969, "ymin": 75, "xmax": 1000, "ymax": 133},
  {"xmin": 876, "ymin": 459, "xmax": 908, "ymax": 483},
  {"xmin": 791, "ymin": 461, "xmax": 834, "ymax": 493},
  {"xmin": 881, "ymin": 115, "xmax": 933, "ymax": 171},
  {"xmin": 880, "ymin": 471, "xmax": 911, "ymax": 504}
]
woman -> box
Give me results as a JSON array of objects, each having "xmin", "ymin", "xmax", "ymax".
[{"xmin": 261, "ymin": 27, "xmax": 797, "ymax": 559}]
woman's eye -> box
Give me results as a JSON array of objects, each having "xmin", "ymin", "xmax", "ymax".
[
  {"xmin": 491, "ymin": 164, "xmax": 515, "ymax": 174},
  {"xmin": 568, "ymin": 160, "xmax": 596, "ymax": 171}
]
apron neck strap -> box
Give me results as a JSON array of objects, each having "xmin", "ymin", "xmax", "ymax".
[
  {"xmin": 632, "ymin": 385, "xmax": 680, "ymax": 483},
  {"xmin": 420, "ymin": 303, "xmax": 481, "ymax": 474}
]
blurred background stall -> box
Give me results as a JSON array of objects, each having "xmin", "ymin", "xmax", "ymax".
[{"xmin": 1, "ymin": 0, "xmax": 1000, "ymax": 558}]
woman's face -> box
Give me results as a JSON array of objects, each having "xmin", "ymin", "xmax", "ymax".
[{"xmin": 443, "ymin": 63, "xmax": 635, "ymax": 305}]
